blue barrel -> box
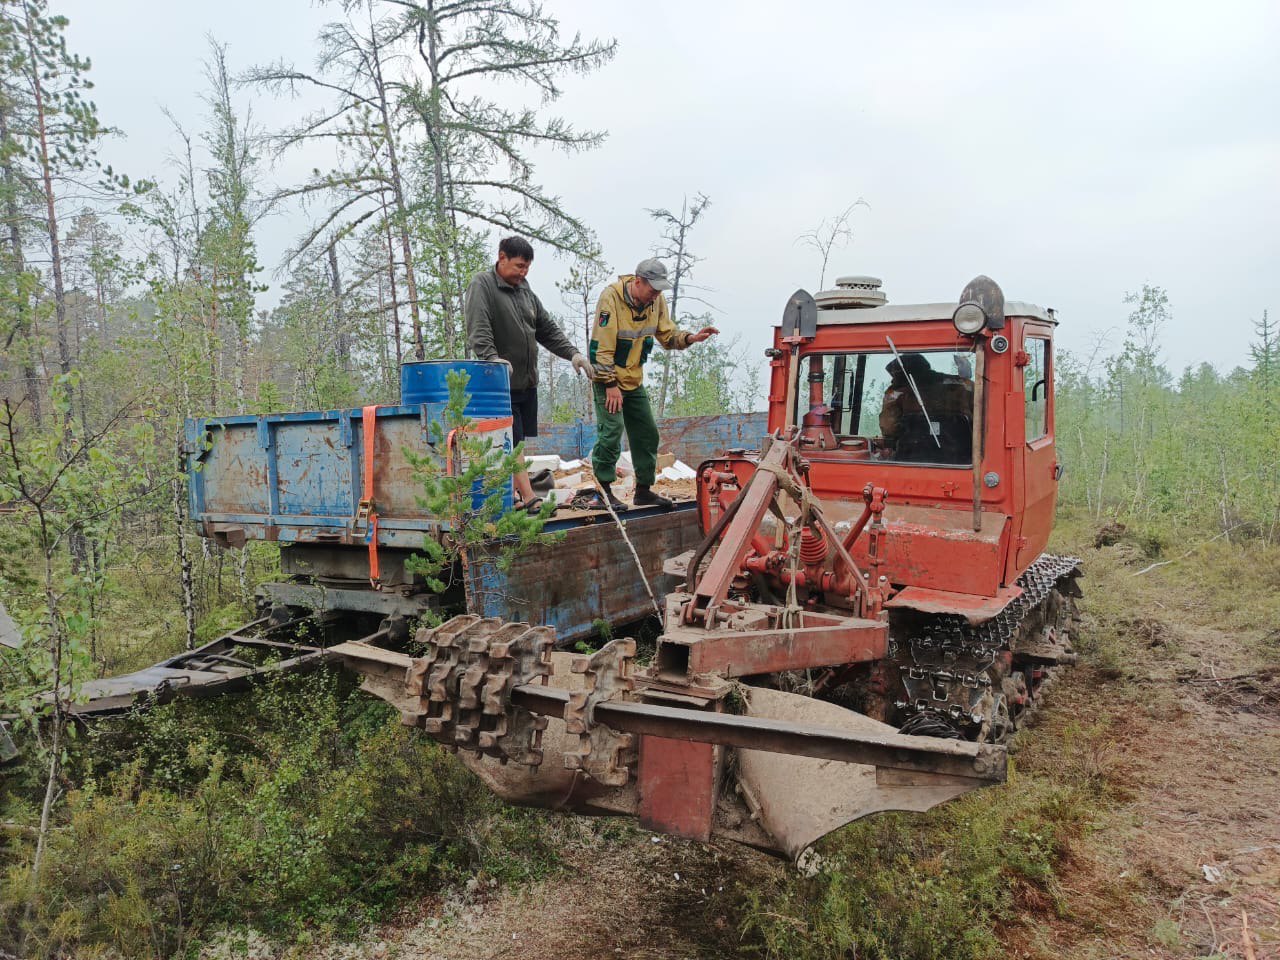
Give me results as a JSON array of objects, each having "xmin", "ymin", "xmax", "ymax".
[
  {"xmin": 401, "ymin": 360, "xmax": 512, "ymax": 415},
  {"xmin": 400, "ymin": 361, "xmax": 515, "ymax": 514}
]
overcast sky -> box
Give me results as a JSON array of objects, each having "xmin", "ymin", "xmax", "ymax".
[{"xmin": 61, "ymin": 0, "xmax": 1279, "ymax": 381}]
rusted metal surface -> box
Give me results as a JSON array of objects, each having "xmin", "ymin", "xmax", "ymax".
[
  {"xmin": 840, "ymin": 503, "xmax": 1010, "ymax": 597},
  {"xmin": 659, "ymin": 612, "xmax": 888, "ymax": 678},
  {"xmin": 65, "ymin": 618, "xmax": 338, "ymax": 719},
  {"xmin": 885, "ymin": 583, "xmax": 1024, "ymax": 625},
  {"xmin": 507, "ymin": 684, "xmax": 1004, "ymax": 781},
  {"xmin": 638, "ymin": 735, "xmax": 717, "ymax": 841},
  {"xmin": 734, "ymin": 686, "xmax": 984, "ymax": 859},
  {"xmin": 401, "ymin": 616, "xmax": 554, "ymax": 765},
  {"xmin": 684, "ymin": 441, "xmax": 787, "ymax": 625},
  {"xmin": 467, "ymin": 507, "xmax": 703, "ymax": 645},
  {"xmin": 564, "ymin": 639, "xmax": 637, "ymax": 785},
  {"xmin": 188, "ymin": 402, "xmax": 721, "ymax": 645},
  {"xmin": 186, "ymin": 405, "xmax": 447, "ymax": 551},
  {"xmin": 259, "ymin": 574, "xmax": 440, "ymax": 619},
  {"xmin": 335, "ymin": 626, "xmax": 1004, "ymax": 784},
  {"xmin": 333, "ymin": 615, "xmax": 1007, "ymax": 856}
]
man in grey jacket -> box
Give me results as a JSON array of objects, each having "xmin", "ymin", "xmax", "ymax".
[{"xmin": 465, "ymin": 236, "xmax": 591, "ymax": 511}]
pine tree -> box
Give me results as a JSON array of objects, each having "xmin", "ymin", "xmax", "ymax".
[
  {"xmin": 247, "ymin": 6, "xmax": 427, "ymax": 359},
  {"xmin": 1250, "ymin": 309, "xmax": 1275, "ymax": 394}
]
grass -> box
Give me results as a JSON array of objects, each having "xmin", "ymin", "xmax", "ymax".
[{"xmin": 738, "ymin": 735, "xmax": 1108, "ymax": 960}]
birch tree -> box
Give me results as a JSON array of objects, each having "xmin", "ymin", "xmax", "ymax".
[{"xmin": 647, "ymin": 193, "xmax": 711, "ymax": 416}]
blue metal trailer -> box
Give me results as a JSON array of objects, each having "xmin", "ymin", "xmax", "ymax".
[
  {"xmin": 60, "ymin": 396, "xmax": 763, "ymax": 719},
  {"xmin": 183, "ymin": 398, "xmax": 766, "ymax": 644}
]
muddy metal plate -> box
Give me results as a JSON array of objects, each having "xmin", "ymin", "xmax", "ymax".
[
  {"xmin": 840, "ymin": 503, "xmax": 1010, "ymax": 597},
  {"xmin": 736, "ymin": 686, "xmax": 981, "ymax": 859},
  {"xmin": 885, "ymin": 583, "xmax": 1024, "ymax": 625}
]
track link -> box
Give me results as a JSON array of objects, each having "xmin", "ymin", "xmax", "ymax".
[{"xmin": 896, "ymin": 553, "xmax": 1083, "ymax": 742}]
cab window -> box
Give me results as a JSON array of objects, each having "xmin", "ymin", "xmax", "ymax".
[
  {"xmin": 796, "ymin": 347, "xmax": 976, "ymax": 466},
  {"xmin": 1023, "ymin": 336, "xmax": 1049, "ymax": 442}
]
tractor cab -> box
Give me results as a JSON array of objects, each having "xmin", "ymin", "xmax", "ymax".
[{"xmin": 747, "ymin": 275, "xmax": 1060, "ymax": 609}]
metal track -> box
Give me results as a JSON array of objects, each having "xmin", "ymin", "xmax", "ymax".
[{"xmin": 897, "ymin": 553, "xmax": 1082, "ymax": 737}]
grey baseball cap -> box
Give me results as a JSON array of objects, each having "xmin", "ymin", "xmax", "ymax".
[{"xmin": 635, "ymin": 257, "xmax": 672, "ymax": 291}]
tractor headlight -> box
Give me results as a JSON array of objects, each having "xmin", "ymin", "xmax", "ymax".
[
  {"xmin": 954, "ymin": 276, "xmax": 1006, "ymax": 333},
  {"xmin": 953, "ymin": 302, "xmax": 986, "ymax": 335}
]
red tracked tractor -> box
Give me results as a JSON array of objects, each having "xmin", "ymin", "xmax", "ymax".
[{"xmin": 334, "ymin": 274, "xmax": 1082, "ymax": 859}]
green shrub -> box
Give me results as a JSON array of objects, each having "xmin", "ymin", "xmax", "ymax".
[{"xmin": 2, "ymin": 668, "xmax": 559, "ymax": 957}]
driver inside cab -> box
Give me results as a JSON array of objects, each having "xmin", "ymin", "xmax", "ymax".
[{"xmin": 879, "ymin": 353, "xmax": 974, "ymax": 463}]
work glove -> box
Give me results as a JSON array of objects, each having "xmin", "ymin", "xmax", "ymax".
[{"xmin": 571, "ymin": 353, "xmax": 593, "ymax": 379}]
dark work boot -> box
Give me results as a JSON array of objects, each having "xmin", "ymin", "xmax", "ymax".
[
  {"xmin": 600, "ymin": 484, "xmax": 629, "ymax": 512},
  {"xmin": 633, "ymin": 485, "xmax": 673, "ymax": 510}
]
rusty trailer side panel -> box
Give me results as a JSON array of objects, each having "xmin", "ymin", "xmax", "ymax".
[
  {"xmin": 187, "ymin": 408, "xmax": 767, "ymax": 551},
  {"xmin": 467, "ymin": 507, "xmax": 703, "ymax": 642},
  {"xmin": 185, "ymin": 407, "xmax": 763, "ymax": 646},
  {"xmin": 187, "ymin": 405, "xmax": 449, "ymax": 551}
]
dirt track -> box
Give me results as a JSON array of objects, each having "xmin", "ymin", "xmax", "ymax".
[{"xmin": 1020, "ymin": 618, "xmax": 1280, "ymax": 957}]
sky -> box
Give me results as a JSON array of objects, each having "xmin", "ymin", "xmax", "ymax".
[{"xmin": 60, "ymin": 0, "xmax": 1280, "ymax": 381}]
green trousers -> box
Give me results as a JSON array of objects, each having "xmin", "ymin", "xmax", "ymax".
[{"xmin": 592, "ymin": 383, "xmax": 659, "ymax": 486}]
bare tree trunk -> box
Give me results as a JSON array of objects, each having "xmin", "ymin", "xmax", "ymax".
[
  {"xmin": 375, "ymin": 263, "xmax": 393, "ymax": 391},
  {"xmin": 24, "ymin": 5, "xmax": 71, "ymax": 390},
  {"xmin": 327, "ymin": 241, "xmax": 350, "ymax": 375},
  {"xmin": 419, "ymin": 0, "xmax": 456, "ymax": 356},
  {"xmin": 0, "ymin": 104, "xmax": 43, "ymax": 425},
  {"xmin": 172, "ymin": 466, "xmax": 197, "ymax": 650},
  {"xmin": 208, "ymin": 264, "xmax": 220, "ymax": 410},
  {"xmin": 22, "ymin": 697, "xmax": 61, "ymax": 948},
  {"xmin": 369, "ymin": 10, "xmax": 423, "ymax": 359},
  {"xmin": 22, "ymin": 530, "xmax": 69, "ymax": 949},
  {"xmin": 381, "ymin": 192, "xmax": 403, "ymax": 369},
  {"xmin": 657, "ymin": 200, "xmax": 690, "ymax": 417},
  {"xmin": 236, "ymin": 545, "xmax": 250, "ymax": 608},
  {"xmin": 24, "ymin": 7, "xmax": 91, "ymax": 582}
]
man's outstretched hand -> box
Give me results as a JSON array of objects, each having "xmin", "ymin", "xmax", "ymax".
[
  {"xmin": 688, "ymin": 326, "xmax": 719, "ymax": 344},
  {"xmin": 571, "ymin": 353, "xmax": 593, "ymax": 378}
]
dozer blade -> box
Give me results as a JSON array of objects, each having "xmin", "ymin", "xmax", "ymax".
[
  {"xmin": 733, "ymin": 686, "xmax": 991, "ymax": 860},
  {"xmin": 333, "ymin": 621, "xmax": 1006, "ymax": 860},
  {"xmin": 451, "ymin": 658, "xmax": 1006, "ymax": 859}
]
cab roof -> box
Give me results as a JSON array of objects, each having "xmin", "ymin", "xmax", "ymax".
[{"xmin": 814, "ymin": 301, "xmax": 1056, "ymax": 326}]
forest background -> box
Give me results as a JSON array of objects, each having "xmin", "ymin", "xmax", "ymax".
[{"xmin": 0, "ymin": 0, "xmax": 1276, "ymax": 957}]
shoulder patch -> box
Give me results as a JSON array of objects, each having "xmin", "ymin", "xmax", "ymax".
[{"xmin": 598, "ymin": 311, "xmax": 610, "ymax": 326}]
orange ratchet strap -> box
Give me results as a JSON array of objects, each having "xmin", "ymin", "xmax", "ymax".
[
  {"xmin": 359, "ymin": 405, "xmax": 382, "ymax": 588},
  {"xmin": 444, "ymin": 417, "xmax": 515, "ymax": 477}
]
